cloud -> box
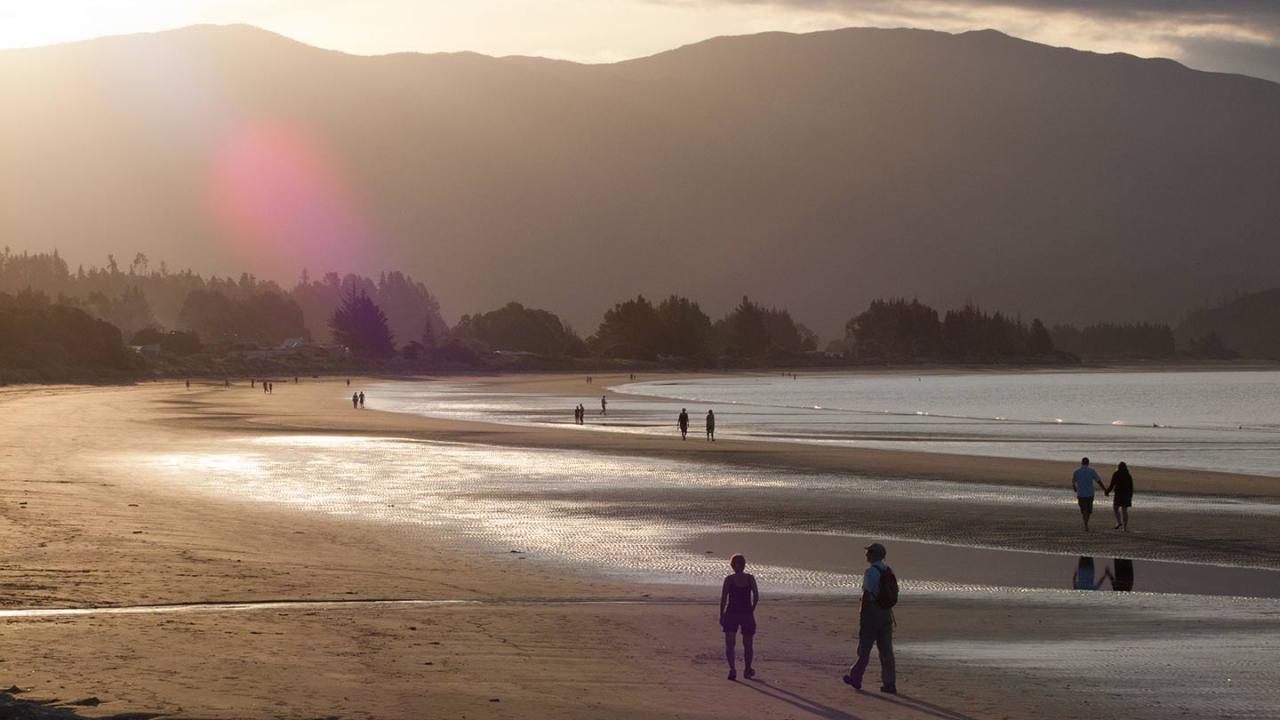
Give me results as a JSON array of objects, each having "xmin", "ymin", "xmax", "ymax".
[{"xmin": 650, "ymin": 0, "xmax": 1280, "ymax": 82}]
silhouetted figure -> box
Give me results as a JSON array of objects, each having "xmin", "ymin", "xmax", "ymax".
[
  {"xmin": 1072, "ymin": 457, "xmax": 1105, "ymax": 532},
  {"xmin": 185, "ymin": 380, "xmax": 190, "ymax": 389},
  {"xmin": 263, "ymin": 381, "xmax": 269, "ymax": 394},
  {"xmin": 358, "ymin": 391, "xmax": 365, "ymax": 408},
  {"xmin": 573, "ymin": 404, "xmax": 581, "ymax": 424},
  {"xmin": 352, "ymin": 392, "xmax": 359, "ymax": 409},
  {"xmin": 294, "ymin": 376, "xmax": 299, "ymax": 384},
  {"xmin": 268, "ymin": 382, "xmax": 273, "ymax": 394},
  {"xmin": 1105, "ymin": 462, "xmax": 1134, "ymax": 532},
  {"xmin": 1072, "ymin": 556, "xmax": 1111, "ymax": 590},
  {"xmin": 1110, "ymin": 558, "xmax": 1135, "ymax": 591},
  {"xmin": 844, "ymin": 542, "xmax": 896, "ymax": 693},
  {"xmin": 706, "ymin": 410, "xmax": 716, "ymax": 441},
  {"xmin": 587, "ymin": 376, "xmax": 592, "ymax": 384},
  {"xmin": 677, "ymin": 408, "xmax": 689, "ymax": 440},
  {"xmin": 346, "ymin": 378, "xmax": 350, "ymax": 387},
  {"xmin": 251, "ymin": 378, "xmax": 256, "ymax": 388},
  {"xmin": 600, "ymin": 395, "xmax": 607, "ymax": 415},
  {"xmin": 224, "ymin": 378, "xmax": 229, "ymax": 388},
  {"xmin": 719, "ymin": 554, "xmax": 758, "ymax": 681}
]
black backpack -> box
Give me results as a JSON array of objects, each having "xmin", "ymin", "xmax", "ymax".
[{"xmin": 875, "ymin": 565, "xmax": 899, "ymax": 609}]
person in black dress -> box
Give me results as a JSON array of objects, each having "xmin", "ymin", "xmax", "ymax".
[
  {"xmin": 1105, "ymin": 462, "xmax": 1135, "ymax": 531},
  {"xmin": 719, "ymin": 554, "xmax": 759, "ymax": 681}
]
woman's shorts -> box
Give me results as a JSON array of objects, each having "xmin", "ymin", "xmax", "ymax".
[{"xmin": 721, "ymin": 612, "xmax": 756, "ymax": 636}]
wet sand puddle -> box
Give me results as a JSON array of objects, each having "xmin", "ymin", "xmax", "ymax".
[{"xmin": 123, "ymin": 434, "xmax": 1280, "ymax": 597}]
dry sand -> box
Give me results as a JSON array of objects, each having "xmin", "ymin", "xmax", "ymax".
[{"xmin": 1, "ymin": 375, "xmax": 1276, "ymax": 719}]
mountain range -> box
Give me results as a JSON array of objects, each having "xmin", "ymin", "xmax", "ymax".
[{"xmin": 2, "ymin": 24, "xmax": 1278, "ymax": 337}]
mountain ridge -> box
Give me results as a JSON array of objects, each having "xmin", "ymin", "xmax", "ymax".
[{"xmin": 3, "ymin": 24, "xmax": 1278, "ymax": 337}]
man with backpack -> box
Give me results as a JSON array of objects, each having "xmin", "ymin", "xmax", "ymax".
[{"xmin": 843, "ymin": 542, "xmax": 897, "ymax": 694}]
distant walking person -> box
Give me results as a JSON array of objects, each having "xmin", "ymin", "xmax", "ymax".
[
  {"xmin": 185, "ymin": 379, "xmax": 190, "ymax": 389},
  {"xmin": 843, "ymin": 542, "xmax": 897, "ymax": 694},
  {"xmin": 706, "ymin": 410, "xmax": 716, "ymax": 441},
  {"xmin": 1105, "ymin": 462, "xmax": 1134, "ymax": 532},
  {"xmin": 719, "ymin": 554, "xmax": 758, "ymax": 681},
  {"xmin": 352, "ymin": 392, "xmax": 359, "ymax": 409},
  {"xmin": 1072, "ymin": 457, "xmax": 1105, "ymax": 532},
  {"xmin": 577, "ymin": 403, "xmax": 585, "ymax": 424},
  {"xmin": 600, "ymin": 395, "xmax": 607, "ymax": 415},
  {"xmin": 358, "ymin": 391, "xmax": 365, "ymax": 408},
  {"xmin": 267, "ymin": 382, "xmax": 273, "ymax": 394},
  {"xmin": 677, "ymin": 408, "xmax": 689, "ymax": 440},
  {"xmin": 346, "ymin": 378, "xmax": 350, "ymax": 387},
  {"xmin": 263, "ymin": 381, "xmax": 269, "ymax": 394}
]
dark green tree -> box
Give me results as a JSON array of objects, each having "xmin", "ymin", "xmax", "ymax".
[
  {"xmin": 591, "ymin": 295, "xmax": 659, "ymax": 358},
  {"xmin": 329, "ymin": 289, "xmax": 395, "ymax": 358}
]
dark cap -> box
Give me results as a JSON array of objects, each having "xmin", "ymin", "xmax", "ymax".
[{"xmin": 865, "ymin": 542, "xmax": 887, "ymax": 560}]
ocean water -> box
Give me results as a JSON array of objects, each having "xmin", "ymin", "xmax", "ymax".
[{"xmin": 372, "ymin": 370, "xmax": 1280, "ymax": 477}]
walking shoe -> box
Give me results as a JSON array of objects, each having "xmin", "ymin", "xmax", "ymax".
[
  {"xmin": 842, "ymin": 674, "xmax": 861, "ymax": 690},
  {"xmin": 880, "ymin": 685, "xmax": 897, "ymax": 694},
  {"xmin": 744, "ymin": 667, "xmax": 755, "ymax": 679},
  {"xmin": 727, "ymin": 670, "xmax": 736, "ymax": 681}
]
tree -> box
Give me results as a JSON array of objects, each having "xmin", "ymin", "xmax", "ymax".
[
  {"xmin": 591, "ymin": 295, "xmax": 659, "ymax": 358},
  {"xmin": 716, "ymin": 296, "xmax": 770, "ymax": 358},
  {"xmin": 453, "ymin": 302, "xmax": 586, "ymax": 357},
  {"xmin": 329, "ymin": 289, "xmax": 395, "ymax": 358},
  {"xmin": 654, "ymin": 295, "xmax": 713, "ymax": 359}
]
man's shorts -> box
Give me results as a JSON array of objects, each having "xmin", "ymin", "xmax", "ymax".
[
  {"xmin": 721, "ymin": 611, "xmax": 756, "ymax": 636},
  {"xmin": 1077, "ymin": 496, "xmax": 1094, "ymax": 513}
]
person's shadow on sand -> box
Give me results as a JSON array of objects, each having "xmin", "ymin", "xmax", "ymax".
[
  {"xmin": 857, "ymin": 688, "xmax": 981, "ymax": 720},
  {"xmin": 735, "ymin": 678, "xmax": 865, "ymax": 720}
]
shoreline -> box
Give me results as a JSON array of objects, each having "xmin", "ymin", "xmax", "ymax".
[{"xmin": 256, "ymin": 372, "xmax": 1278, "ymax": 499}]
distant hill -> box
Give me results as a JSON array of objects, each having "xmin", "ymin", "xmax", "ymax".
[
  {"xmin": 2, "ymin": 25, "xmax": 1279, "ymax": 337},
  {"xmin": 1177, "ymin": 289, "xmax": 1280, "ymax": 359}
]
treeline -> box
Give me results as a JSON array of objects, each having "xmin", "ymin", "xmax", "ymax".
[
  {"xmin": 0, "ymin": 290, "xmax": 143, "ymax": 381},
  {"xmin": 1175, "ymin": 288, "xmax": 1280, "ymax": 360},
  {"xmin": 342, "ymin": 295, "xmax": 817, "ymax": 365},
  {"xmin": 840, "ymin": 299, "xmax": 1059, "ymax": 362},
  {"xmin": 0, "ymin": 249, "xmax": 446, "ymax": 349}
]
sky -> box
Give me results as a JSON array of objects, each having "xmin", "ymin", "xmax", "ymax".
[{"xmin": 0, "ymin": 0, "xmax": 1277, "ymax": 82}]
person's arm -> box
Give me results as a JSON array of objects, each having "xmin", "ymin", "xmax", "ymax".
[
  {"xmin": 1104, "ymin": 473, "xmax": 1114, "ymax": 496},
  {"xmin": 750, "ymin": 575, "xmax": 759, "ymax": 612},
  {"xmin": 1096, "ymin": 472, "xmax": 1107, "ymax": 493},
  {"xmin": 719, "ymin": 578, "xmax": 730, "ymax": 620}
]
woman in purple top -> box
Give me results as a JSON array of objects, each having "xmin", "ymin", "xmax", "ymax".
[{"xmin": 719, "ymin": 554, "xmax": 759, "ymax": 681}]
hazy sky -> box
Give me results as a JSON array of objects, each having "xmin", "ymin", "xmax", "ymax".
[{"xmin": 1, "ymin": 0, "xmax": 1277, "ymax": 82}]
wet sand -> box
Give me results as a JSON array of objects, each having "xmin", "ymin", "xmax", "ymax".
[{"xmin": 1, "ymin": 376, "xmax": 1277, "ymax": 719}]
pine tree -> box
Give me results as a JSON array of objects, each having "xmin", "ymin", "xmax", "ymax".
[{"xmin": 329, "ymin": 289, "xmax": 395, "ymax": 358}]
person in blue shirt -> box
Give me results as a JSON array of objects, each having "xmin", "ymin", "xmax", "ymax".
[
  {"xmin": 843, "ymin": 542, "xmax": 896, "ymax": 694},
  {"xmin": 1072, "ymin": 457, "xmax": 1106, "ymax": 532}
]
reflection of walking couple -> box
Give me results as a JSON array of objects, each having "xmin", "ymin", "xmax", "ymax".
[
  {"xmin": 1072, "ymin": 458, "xmax": 1135, "ymax": 532},
  {"xmin": 1073, "ymin": 556, "xmax": 1135, "ymax": 591}
]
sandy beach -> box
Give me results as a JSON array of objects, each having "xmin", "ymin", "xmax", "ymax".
[{"xmin": 2, "ymin": 374, "xmax": 1277, "ymax": 719}]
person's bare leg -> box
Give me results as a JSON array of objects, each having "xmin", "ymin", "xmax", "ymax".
[
  {"xmin": 743, "ymin": 634, "xmax": 754, "ymax": 678},
  {"xmin": 1082, "ymin": 508, "xmax": 1091, "ymax": 532},
  {"xmin": 1121, "ymin": 507, "xmax": 1129, "ymax": 532},
  {"xmin": 1114, "ymin": 505, "xmax": 1123, "ymax": 530},
  {"xmin": 725, "ymin": 632, "xmax": 737, "ymax": 679}
]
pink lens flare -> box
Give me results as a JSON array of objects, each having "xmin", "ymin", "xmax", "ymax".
[{"xmin": 208, "ymin": 123, "xmax": 368, "ymax": 271}]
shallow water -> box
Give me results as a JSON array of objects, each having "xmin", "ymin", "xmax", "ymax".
[
  {"xmin": 123, "ymin": 435, "xmax": 1280, "ymax": 599},
  {"xmin": 371, "ymin": 371, "xmax": 1280, "ymax": 476}
]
